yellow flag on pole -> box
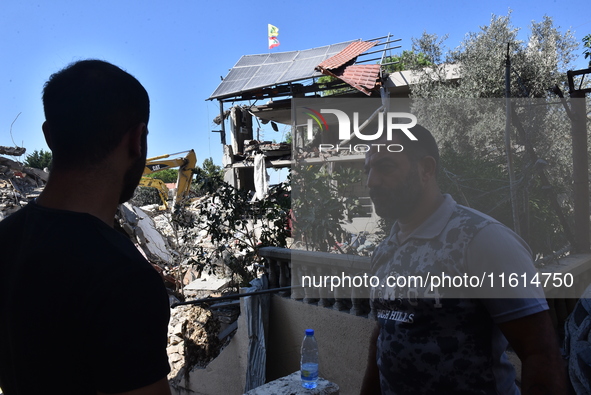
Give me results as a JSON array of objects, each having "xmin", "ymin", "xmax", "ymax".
[{"xmin": 268, "ymin": 24, "xmax": 280, "ymax": 49}]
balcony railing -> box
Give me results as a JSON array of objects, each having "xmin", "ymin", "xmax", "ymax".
[
  {"xmin": 259, "ymin": 246, "xmax": 591, "ymax": 331},
  {"xmin": 261, "ymin": 246, "xmax": 374, "ymax": 316}
]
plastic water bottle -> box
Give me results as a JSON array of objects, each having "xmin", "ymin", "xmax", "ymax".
[{"xmin": 300, "ymin": 328, "xmax": 319, "ymax": 389}]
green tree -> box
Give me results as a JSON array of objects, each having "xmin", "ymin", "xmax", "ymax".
[
  {"xmin": 202, "ymin": 157, "xmax": 223, "ymax": 179},
  {"xmin": 316, "ymin": 75, "xmax": 353, "ymax": 96},
  {"xmin": 291, "ymin": 163, "xmax": 363, "ymax": 252},
  {"xmin": 411, "ymin": 13, "xmax": 577, "ymax": 101},
  {"xmin": 24, "ymin": 149, "xmax": 52, "ymax": 170},
  {"xmin": 145, "ymin": 168, "xmax": 178, "ymax": 183},
  {"xmin": 175, "ymin": 177, "xmax": 291, "ymax": 286},
  {"xmin": 411, "ymin": 13, "xmax": 577, "ymax": 163},
  {"xmin": 192, "ymin": 157, "xmax": 224, "ymax": 196},
  {"xmin": 407, "ymin": 13, "xmax": 578, "ymax": 258},
  {"xmin": 382, "ymin": 50, "xmax": 433, "ymax": 73},
  {"xmin": 283, "ymin": 131, "xmax": 292, "ymax": 145},
  {"xmin": 583, "ymin": 34, "xmax": 591, "ymax": 67}
]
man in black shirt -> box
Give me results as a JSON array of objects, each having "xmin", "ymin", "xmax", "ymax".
[{"xmin": 0, "ymin": 60, "xmax": 171, "ymax": 394}]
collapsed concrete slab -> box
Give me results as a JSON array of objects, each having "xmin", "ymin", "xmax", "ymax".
[
  {"xmin": 118, "ymin": 202, "xmax": 174, "ymax": 264},
  {"xmin": 184, "ymin": 272, "xmax": 229, "ymax": 293},
  {"xmin": 0, "ymin": 156, "xmax": 48, "ymax": 219},
  {"xmin": 0, "ymin": 145, "xmax": 26, "ymax": 156},
  {"xmin": 0, "ymin": 156, "xmax": 49, "ymax": 183},
  {"xmin": 134, "ymin": 206, "xmax": 173, "ymax": 263}
]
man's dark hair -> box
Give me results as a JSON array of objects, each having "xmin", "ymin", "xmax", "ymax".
[
  {"xmin": 374, "ymin": 125, "xmax": 439, "ymax": 173},
  {"xmin": 42, "ymin": 59, "xmax": 149, "ymax": 168},
  {"xmin": 389, "ymin": 124, "xmax": 439, "ymax": 171},
  {"xmin": 374, "ymin": 125, "xmax": 439, "ymax": 174}
]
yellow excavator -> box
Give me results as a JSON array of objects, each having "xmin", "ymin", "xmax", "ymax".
[{"xmin": 140, "ymin": 149, "xmax": 197, "ymax": 210}]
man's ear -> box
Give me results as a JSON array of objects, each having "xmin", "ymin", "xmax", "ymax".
[
  {"xmin": 419, "ymin": 156, "xmax": 437, "ymax": 181},
  {"xmin": 42, "ymin": 121, "xmax": 53, "ymax": 150},
  {"xmin": 128, "ymin": 123, "xmax": 147, "ymax": 158}
]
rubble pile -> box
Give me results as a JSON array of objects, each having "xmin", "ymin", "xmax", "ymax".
[
  {"xmin": 167, "ymin": 303, "xmax": 238, "ymax": 383},
  {"xmin": 0, "ymin": 147, "xmax": 47, "ymax": 220},
  {"xmin": 241, "ymin": 140, "xmax": 290, "ymax": 160},
  {"xmin": 182, "ymin": 306, "xmax": 222, "ymax": 369},
  {"xmin": 0, "ymin": 150, "xmax": 242, "ymax": 382},
  {"xmin": 117, "ymin": 200, "xmax": 241, "ymax": 379}
]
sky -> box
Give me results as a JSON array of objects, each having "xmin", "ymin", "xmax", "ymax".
[{"xmin": 1, "ymin": 0, "xmax": 590, "ymax": 184}]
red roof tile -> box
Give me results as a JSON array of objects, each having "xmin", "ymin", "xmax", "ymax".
[
  {"xmin": 316, "ymin": 41, "xmax": 377, "ymax": 71},
  {"xmin": 339, "ymin": 64, "xmax": 381, "ymax": 95}
]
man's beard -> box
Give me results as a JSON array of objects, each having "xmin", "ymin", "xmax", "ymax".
[
  {"xmin": 369, "ymin": 166, "xmax": 422, "ymax": 221},
  {"xmin": 119, "ymin": 155, "xmax": 145, "ymax": 204},
  {"xmin": 119, "ymin": 133, "xmax": 147, "ymax": 204}
]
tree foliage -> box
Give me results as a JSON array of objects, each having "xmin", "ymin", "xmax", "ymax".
[
  {"xmin": 175, "ymin": 174, "xmax": 291, "ymax": 286},
  {"xmin": 382, "ymin": 50, "xmax": 433, "ymax": 73},
  {"xmin": 202, "ymin": 157, "xmax": 223, "ymax": 179},
  {"xmin": 584, "ymin": 34, "xmax": 591, "ymax": 67},
  {"xmin": 406, "ymin": 12, "xmax": 579, "ymax": 258},
  {"xmin": 410, "ymin": 13, "xmax": 577, "ymax": 101},
  {"xmin": 192, "ymin": 157, "xmax": 224, "ymax": 196},
  {"xmin": 316, "ymin": 75, "xmax": 353, "ymax": 96},
  {"xmin": 437, "ymin": 142, "xmax": 569, "ymax": 257},
  {"xmin": 409, "ymin": 13, "xmax": 577, "ymax": 162},
  {"xmin": 291, "ymin": 163, "xmax": 363, "ymax": 252},
  {"xmin": 24, "ymin": 149, "xmax": 52, "ymax": 170},
  {"xmin": 145, "ymin": 168, "xmax": 178, "ymax": 183}
]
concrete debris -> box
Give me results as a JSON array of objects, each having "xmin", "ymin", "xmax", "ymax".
[
  {"xmin": 115, "ymin": 199, "xmax": 244, "ymax": 383},
  {"xmin": 0, "ymin": 156, "xmax": 49, "ymax": 182},
  {"xmin": 184, "ymin": 271, "xmax": 230, "ymax": 293},
  {"xmin": 0, "ymin": 156, "xmax": 47, "ymax": 219},
  {"xmin": 0, "ymin": 145, "xmax": 26, "ymax": 156},
  {"xmin": 182, "ymin": 267, "xmax": 201, "ymax": 285},
  {"xmin": 117, "ymin": 203, "xmax": 173, "ymax": 264},
  {"xmin": 116, "ymin": 200, "xmax": 234, "ymax": 297},
  {"xmin": 133, "ymin": 206, "xmax": 173, "ymax": 263},
  {"xmin": 167, "ymin": 304, "xmax": 238, "ymax": 380},
  {"xmin": 182, "ymin": 306, "xmax": 222, "ymax": 369},
  {"xmin": 0, "ymin": 163, "xmax": 244, "ymax": 387},
  {"xmin": 213, "ymin": 109, "xmax": 231, "ymax": 126}
]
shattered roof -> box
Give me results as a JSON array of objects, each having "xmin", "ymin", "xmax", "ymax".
[
  {"xmin": 316, "ymin": 41, "xmax": 377, "ymax": 71},
  {"xmin": 315, "ymin": 41, "xmax": 382, "ymax": 96},
  {"xmin": 208, "ymin": 40, "xmax": 357, "ymax": 100},
  {"xmin": 338, "ymin": 64, "xmax": 382, "ymax": 95}
]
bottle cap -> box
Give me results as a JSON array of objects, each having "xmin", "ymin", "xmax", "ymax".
[{"xmin": 305, "ymin": 329, "xmax": 314, "ymax": 336}]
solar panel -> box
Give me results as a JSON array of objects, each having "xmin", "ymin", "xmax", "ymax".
[
  {"xmin": 243, "ymin": 63, "xmax": 290, "ymax": 91},
  {"xmin": 262, "ymin": 51, "xmax": 298, "ymax": 64},
  {"xmin": 235, "ymin": 54, "xmax": 270, "ymax": 67},
  {"xmin": 208, "ymin": 40, "xmax": 357, "ymax": 100},
  {"xmin": 280, "ymin": 57, "xmax": 325, "ymax": 82}
]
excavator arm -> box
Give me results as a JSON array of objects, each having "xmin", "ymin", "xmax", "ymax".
[{"xmin": 141, "ymin": 149, "xmax": 197, "ymax": 210}]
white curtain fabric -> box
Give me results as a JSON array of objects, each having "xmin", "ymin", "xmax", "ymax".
[{"xmin": 253, "ymin": 153, "xmax": 268, "ymax": 201}]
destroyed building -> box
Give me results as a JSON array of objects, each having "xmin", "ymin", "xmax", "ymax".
[
  {"xmin": 208, "ymin": 34, "xmax": 459, "ymax": 236},
  {"xmin": 0, "ymin": 146, "xmax": 47, "ymax": 219}
]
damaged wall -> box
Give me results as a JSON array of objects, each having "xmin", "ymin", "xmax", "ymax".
[
  {"xmin": 168, "ymin": 299, "xmax": 250, "ymax": 395},
  {"xmin": 171, "ymin": 294, "xmax": 377, "ymax": 395},
  {"xmin": 0, "ymin": 149, "xmax": 47, "ymax": 220}
]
